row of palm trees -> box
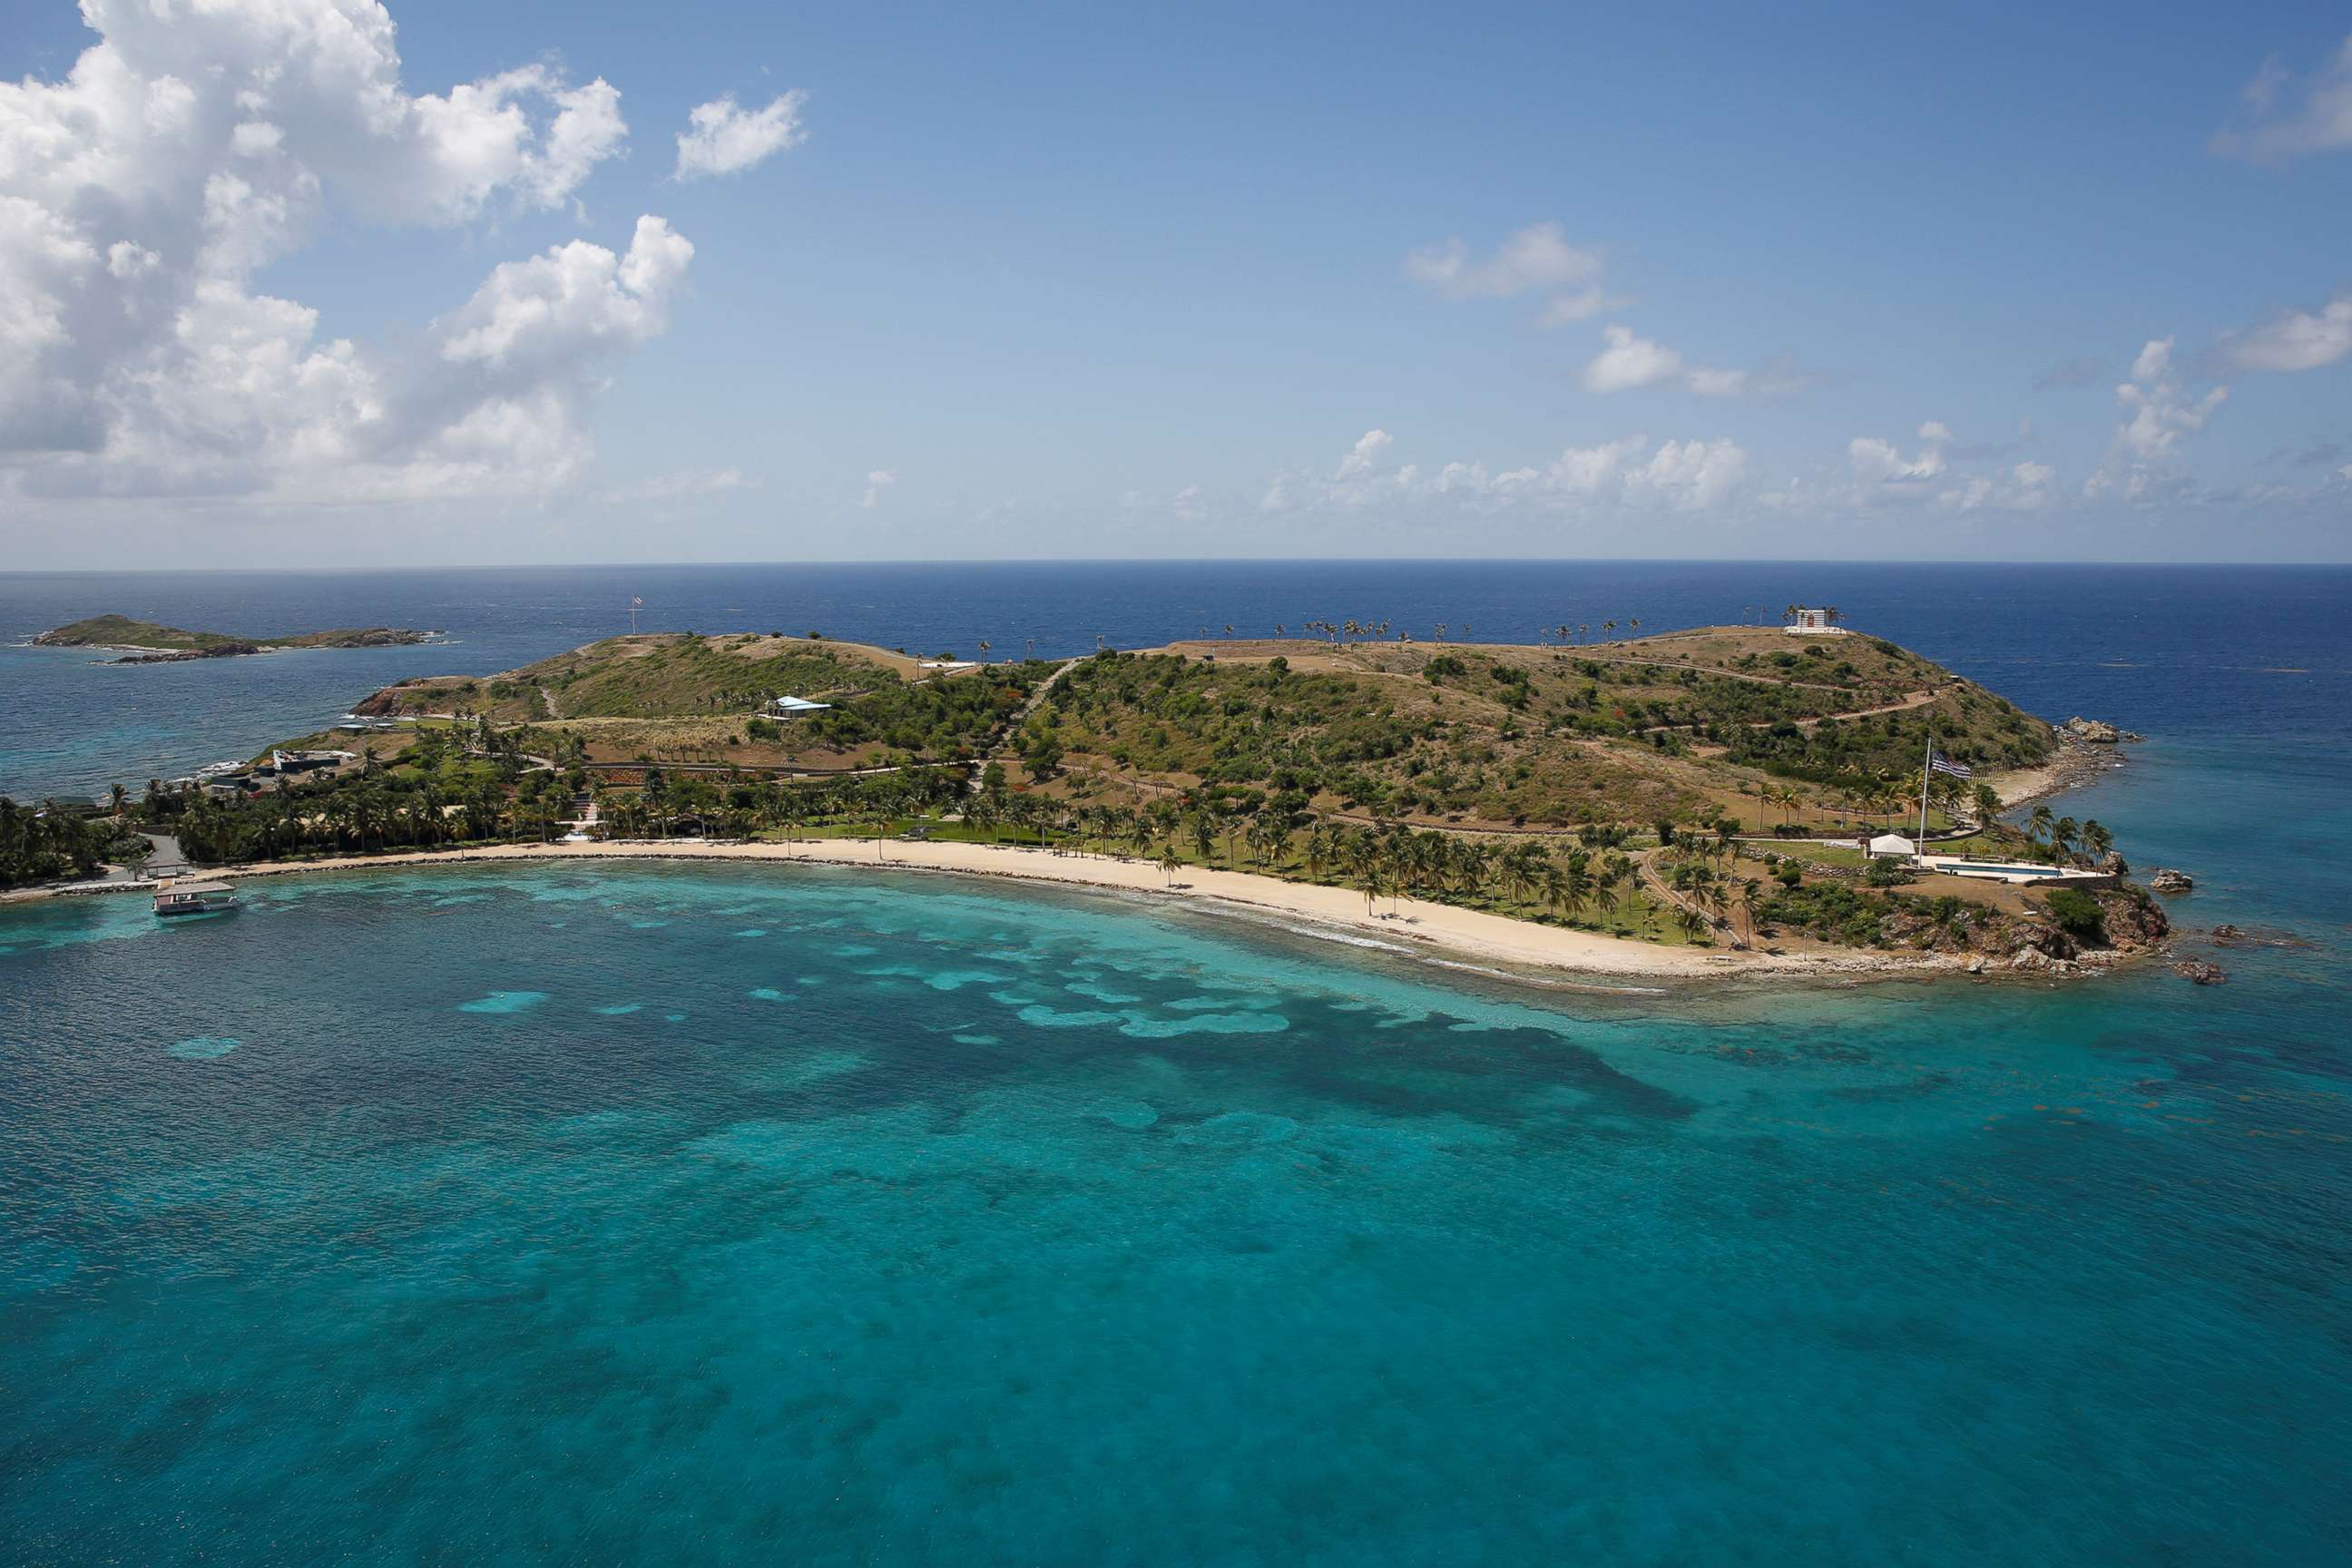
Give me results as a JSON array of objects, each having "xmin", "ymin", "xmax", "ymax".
[
  {"xmin": 1546, "ymin": 619, "xmax": 1640, "ymax": 645},
  {"xmin": 2024, "ymin": 807, "xmax": 2112, "ymax": 865},
  {"xmin": 0, "ymin": 796, "xmax": 125, "ymax": 888},
  {"xmin": 168, "ymin": 774, "xmax": 574, "ymax": 862},
  {"xmin": 953, "ymin": 795, "xmax": 1678, "ymax": 936},
  {"xmin": 1740, "ymin": 768, "xmax": 2003, "ymax": 836}
]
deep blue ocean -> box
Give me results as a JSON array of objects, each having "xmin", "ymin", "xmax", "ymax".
[{"xmin": 4, "ymin": 562, "xmax": 2349, "ymax": 1564}]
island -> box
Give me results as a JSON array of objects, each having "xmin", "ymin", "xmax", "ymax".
[
  {"xmin": 6, "ymin": 620, "xmax": 2171, "ymax": 981},
  {"xmin": 34, "ymin": 614, "xmax": 438, "ymax": 663}
]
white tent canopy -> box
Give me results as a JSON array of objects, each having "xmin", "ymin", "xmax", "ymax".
[{"xmin": 1867, "ymin": 833, "xmax": 1917, "ymax": 857}]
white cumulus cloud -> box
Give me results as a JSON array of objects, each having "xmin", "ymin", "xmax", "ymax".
[
  {"xmin": 0, "ymin": 0, "xmax": 678, "ymax": 506},
  {"xmin": 1583, "ymin": 325, "xmax": 1685, "ymax": 393},
  {"xmin": 674, "ymin": 92, "xmax": 809, "ymax": 180},
  {"xmin": 2218, "ymin": 293, "xmax": 2352, "ymax": 373},
  {"xmin": 2082, "ymin": 338, "xmax": 2228, "ymax": 502},
  {"xmin": 2116, "ymin": 338, "xmax": 2226, "ymax": 461},
  {"xmin": 1405, "ymin": 222, "xmax": 1620, "ymax": 327},
  {"xmin": 1583, "ymin": 324, "xmax": 1786, "ymax": 399},
  {"xmin": 1847, "ymin": 421, "xmax": 1952, "ymax": 495},
  {"xmin": 1334, "ymin": 428, "xmax": 1393, "ymax": 478},
  {"xmin": 862, "ymin": 468, "xmax": 897, "ymax": 508}
]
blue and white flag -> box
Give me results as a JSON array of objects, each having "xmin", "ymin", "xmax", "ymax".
[{"xmin": 1928, "ymin": 750, "xmax": 1972, "ymax": 779}]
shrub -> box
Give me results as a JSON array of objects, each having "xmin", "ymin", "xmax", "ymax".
[{"xmin": 2045, "ymin": 887, "xmax": 2107, "ymax": 943}]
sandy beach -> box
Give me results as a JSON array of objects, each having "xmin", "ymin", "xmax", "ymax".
[
  {"xmin": 1987, "ymin": 736, "xmax": 2129, "ymax": 810},
  {"xmin": 36, "ymin": 836, "xmax": 1963, "ymax": 985}
]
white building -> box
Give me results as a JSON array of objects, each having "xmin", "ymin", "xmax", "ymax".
[
  {"xmin": 1785, "ymin": 607, "xmax": 1849, "ymax": 635},
  {"xmin": 766, "ymin": 695, "xmax": 832, "ymax": 718},
  {"xmin": 1867, "ymin": 833, "xmax": 1916, "ymax": 858}
]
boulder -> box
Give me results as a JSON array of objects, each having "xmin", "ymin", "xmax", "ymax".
[
  {"xmin": 2147, "ymin": 868, "xmax": 2194, "ymax": 895},
  {"xmin": 2210, "ymin": 924, "xmax": 2244, "ymax": 945},
  {"xmin": 2171, "ymin": 960, "xmax": 2227, "ymax": 986},
  {"xmin": 2063, "ymin": 716, "xmax": 2122, "ymax": 744}
]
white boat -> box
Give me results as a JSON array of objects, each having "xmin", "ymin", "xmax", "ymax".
[{"xmin": 152, "ymin": 879, "xmax": 238, "ymax": 916}]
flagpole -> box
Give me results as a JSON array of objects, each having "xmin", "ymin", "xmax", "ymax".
[{"xmin": 1918, "ymin": 732, "xmax": 1933, "ymax": 848}]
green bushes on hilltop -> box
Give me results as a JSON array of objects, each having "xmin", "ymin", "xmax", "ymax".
[{"xmin": 807, "ymin": 662, "xmax": 1047, "ymax": 759}]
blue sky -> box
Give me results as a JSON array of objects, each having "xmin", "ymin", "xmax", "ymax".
[{"xmin": 4, "ymin": 0, "xmax": 2348, "ymax": 564}]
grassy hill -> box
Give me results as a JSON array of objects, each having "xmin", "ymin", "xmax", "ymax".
[
  {"xmin": 354, "ymin": 633, "xmax": 1049, "ymax": 768},
  {"xmin": 1021, "ymin": 627, "xmax": 2052, "ymax": 831}
]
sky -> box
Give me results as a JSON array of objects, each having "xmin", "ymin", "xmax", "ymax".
[{"xmin": 3, "ymin": 0, "xmax": 2349, "ymax": 567}]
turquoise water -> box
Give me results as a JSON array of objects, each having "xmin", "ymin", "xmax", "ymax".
[
  {"xmin": 6, "ymin": 561, "xmax": 2350, "ymax": 1562},
  {"xmin": 4, "ymin": 845, "xmax": 2347, "ymax": 1563}
]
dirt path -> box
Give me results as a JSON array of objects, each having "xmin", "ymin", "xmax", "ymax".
[{"xmin": 970, "ymin": 657, "xmax": 1079, "ymax": 793}]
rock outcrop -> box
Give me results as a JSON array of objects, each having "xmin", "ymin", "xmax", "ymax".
[
  {"xmin": 2062, "ymin": 716, "xmax": 2122, "ymax": 743},
  {"xmin": 113, "ymin": 643, "xmax": 262, "ymax": 664},
  {"xmin": 2147, "ymin": 868, "xmax": 2194, "ymax": 895},
  {"xmin": 2171, "ymin": 960, "xmax": 2227, "ymax": 985}
]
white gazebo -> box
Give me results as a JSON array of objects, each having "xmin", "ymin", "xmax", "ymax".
[{"xmin": 1867, "ymin": 832, "xmax": 1916, "ymax": 858}]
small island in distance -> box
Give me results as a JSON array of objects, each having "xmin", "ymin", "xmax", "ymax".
[{"xmin": 34, "ymin": 613, "xmax": 439, "ymax": 663}]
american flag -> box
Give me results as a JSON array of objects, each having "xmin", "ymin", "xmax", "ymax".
[{"xmin": 1928, "ymin": 750, "xmax": 1972, "ymax": 779}]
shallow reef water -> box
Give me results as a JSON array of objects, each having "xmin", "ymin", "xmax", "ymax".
[{"xmin": 3, "ymin": 851, "xmax": 2347, "ymax": 1564}]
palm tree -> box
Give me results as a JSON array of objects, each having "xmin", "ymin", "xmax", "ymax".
[
  {"xmin": 2082, "ymin": 819, "xmax": 2112, "ymax": 863},
  {"xmin": 1304, "ymin": 823, "xmax": 1333, "ymax": 882},
  {"xmin": 1604, "ymin": 853, "xmax": 1638, "ymax": 932},
  {"xmin": 1159, "ymin": 840, "xmax": 1183, "ymax": 886},
  {"xmin": 1346, "ymin": 835, "xmax": 1384, "ymax": 914},
  {"xmin": 1497, "ymin": 845, "xmax": 1534, "ymax": 914},
  {"xmin": 1562, "ymin": 850, "xmax": 1592, "ymax": 918}
]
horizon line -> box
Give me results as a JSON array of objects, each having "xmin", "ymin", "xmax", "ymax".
[{"xmin": 7, "ymin": 556, "xmax": 2351, "ymax": 576}]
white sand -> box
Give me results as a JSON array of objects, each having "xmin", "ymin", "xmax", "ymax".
[{"xmin": 166, "ymin": 837, "xmax": 1951, "ymax": 984}]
